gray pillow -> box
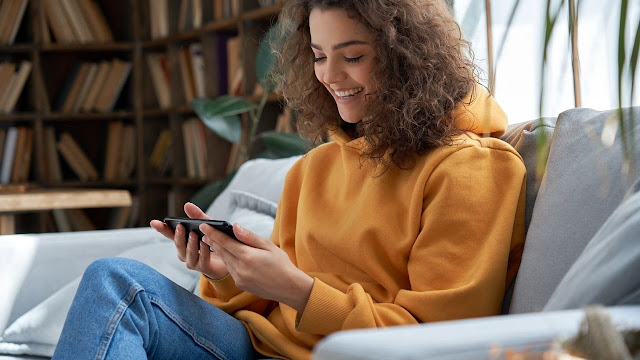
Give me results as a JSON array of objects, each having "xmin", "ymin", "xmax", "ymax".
[
  {"xmin": 509, "ymin": 107, "xmax": 640, "ymax": 314},
  {"xmin": 206, "ymin": 156, "xmax": 301, "ymax": 220},
  {"xmin": 544, "ymin": 178, "xmax": 640, "ymax": 310},
  {"xmin": 500, "ymin": 117, "xmax": 557, "ymax": 232}
]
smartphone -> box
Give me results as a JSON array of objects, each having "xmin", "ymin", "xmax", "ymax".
[{"xmin": 163, "ymin": 217, "xmax": 238, "ymax": 246}]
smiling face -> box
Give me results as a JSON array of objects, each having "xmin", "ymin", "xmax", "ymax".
[{"xmin": 309, "ymin": 7, "xmax": 376, "ymax": 124}]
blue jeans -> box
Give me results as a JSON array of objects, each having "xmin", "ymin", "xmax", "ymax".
[{"xmin": 52, "ymin": 257, "xmax": 264, "ymax": 360}]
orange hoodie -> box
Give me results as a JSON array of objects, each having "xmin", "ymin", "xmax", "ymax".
[{"xmin": 200, "ymin": 85, "xmax": 526, "ymax": 360}]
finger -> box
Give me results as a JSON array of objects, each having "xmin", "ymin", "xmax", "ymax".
[
  {"xmin": 184, "ymin": 202, "xmax": 212, "ymax": 220},
  {"xmin": 150, "ymin": 220, "xmax": 176, "ymax": 240},
  {"xmin": 198, "ymin": 239, "xmax": 211, "ymax": 268},
  {"xmin": 184, "ymin": 232, "xmax": 200, "ymax": 269},
  {"xmin": 203, "ymin": 235, "xmax": 238, "ymax": 264},
  {"xmin": 233, "ymin": 224, "xmax": 272, "ymax": 250},
  {"xmin": 200, "ymin": 224, "xmax": 248, "ymax": 257},
  {"xmin": 172, "ymin": 224, "xmax": 187, "ymax": 261}
]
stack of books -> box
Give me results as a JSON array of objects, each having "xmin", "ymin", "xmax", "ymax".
[
  {"xmin": 56, "ymin": 59, "xmax": 132, "ymax": 113},
  {"xmin": 42, "ymin": 0, "xmax": 114, "ymax": 44}
]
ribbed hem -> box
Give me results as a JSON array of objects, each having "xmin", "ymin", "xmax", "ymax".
[
  {"xmin": 295, "ymin": 278, "xmax": 352, "ymax": 335},
  {"xmin": 206, "ymin": 273, "xmax": 242, "ymax": 301}
]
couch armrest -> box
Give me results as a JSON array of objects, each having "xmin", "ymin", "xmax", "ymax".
[
  {"xmin": 312, "ymin": 306, "xmax": 640, "ymax": 360},
  {"xmin": 0, "ymin": 227, "xmax": 164, "ymax": 332}
]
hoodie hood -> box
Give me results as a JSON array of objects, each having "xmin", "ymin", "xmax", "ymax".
[{"xmin": 330, "ymin": 83, "xmax": 508, "ymax": 148}]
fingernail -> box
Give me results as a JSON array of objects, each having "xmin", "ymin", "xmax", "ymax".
[
  {"xmin": 199, "ymin": 224, "xmax": 206, "ymax": 232},
  {"xmin": 235, "ymin": 224, "xmax": 245, "ymax": 236}
]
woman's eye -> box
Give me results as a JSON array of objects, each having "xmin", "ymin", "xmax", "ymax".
[
  {"xmin": 345, "ymin": 56, "xmax": 363, "ymax": 63},
  {"xmin": 313, "ymin": 56, "xmax": 326, "ymax": 63}
]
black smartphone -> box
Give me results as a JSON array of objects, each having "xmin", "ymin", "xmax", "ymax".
[{"xmin": 163, "ymin": 217, "xmax": 238, "ymax": 246}]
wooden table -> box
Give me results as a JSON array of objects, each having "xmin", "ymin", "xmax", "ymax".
[{"xmin": 0, "ymin": 188, "xmax": 132, "ymax": 235}]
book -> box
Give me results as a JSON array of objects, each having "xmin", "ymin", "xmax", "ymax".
[
  {"xmin": 10, "ymin": 127, "xmax": 27, "ymax": 183},
  {"xmin": 76, "ymin": 0, "xmax": 114, "ymax": 42},
  {"xmin": 3, "ymin": 60, "xmax": 32, "ymax": 113},
  {"xmin": 52, "ymin": 209, "xmax": 72, "ymax": 232},
  {"xmin": 44, "ymin": 0, "xmax": 76, "ymax": 43},
  {"xmin": 118, "ymin": 125, "xmax": 136, "ymax": 179},
  {"xmin": 1, "ymin": 0, "xmax": 29, "ymax": 45},
  {"xmin": 0, "ymin": 62, "xmax": 17, "ymax": 111},
  {"xmin": 66, "ymin": 208, "xmax": 96, "ymax": 231},
  {"xmin": 146, "ymin": 54, "xmax": 171, "ymax": 108},
  {"xmin": 71, "ymin": 62, "xmax": 98, "ymax": 112},
  {"xmin": 0, "ymin": 1, "xmax": 14, "ymax": 43},
  {"xmin": 57, "ymin": 134, "xmax": 89, "ymax": 180},
  {"xmin": 182, "ymin": 120, "xmax": 197, "ymax": 178},
  {"xmin": 189, "ymin": 43, "xmax": 206, "ymax": 98},
  {"xmin": 150, "ymin": 129, "xmax": 171, "ymax": 172},
  {"xmin": 0, "ymin": 127, "xmax": 18, "ymax": 184},
  {"xmin": 0, "ymin": 129, "xmax": 6, "ymax": 168},
  {"xmin": 179, "ymin": 48, "xmax": 196, "ymax": 103},
  {"xmin": 61, "ymin": 62, "xmax": 91, "ymax": 113},
  {"xmin": 60, "ymin": 0, "xmax": 93, "ymax": 43},
  {"xmin": 39, "ymin": 2, "xmax": 52, "ymax": 44},
  {"xmin": 81, "ymin": 60, "xmax": 111, "ymax": 112},
  {"xmin": 94, "ymin": 59, "xmax": 132, "ymax": 112},
  {"xmin": 58, "ymin": 132, "xmax": 99, "ymax": 180},
  {"xmin": 44, "ymin": 126, "xmax": 63, "ymax": 182},
  {"xmin": 103, "ymin": 121, "xmax": 124, "ymax": 181},
  {"xmin": 11, "ymin": 127, "xmax": 33, "ymax": 183},
  {"xmin": 108, "ymin": 206, "xmax": 132, "ymax": 229},
  {"xmin": 227, "ymin": 36, "xmax": 243, "ymax": 96}
]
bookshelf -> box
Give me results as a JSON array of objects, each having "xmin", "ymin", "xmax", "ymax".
[{"xmin": 0, "ymin": 0, "xmax": 285, "ymax": 233}]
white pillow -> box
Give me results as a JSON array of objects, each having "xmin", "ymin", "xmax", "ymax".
[{"xmin": 0, "ymin": 241, "xmax": 200, "ymax": 358}]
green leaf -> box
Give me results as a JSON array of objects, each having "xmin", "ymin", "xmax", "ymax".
[
  {"xmin": 189, "ymin": 171, "xmax": 237, "ymax": 210},
  {"xmin": 259, "ymin": 131, "xmax": 312, "ymax": 157},
  {"xmin": 256, "ymin": 24, "xmax": 285, "ymax": 93},
  {"xmin": 192, "ymin": 97, "xmax": 257, "ymax": 143},
  {"xmin": 201, "ymin": 114, "xmax": 242, "ymax": 143},
  {"xmin": 192, "ymin": 96, "xmax": 257, "ymax": 118}
]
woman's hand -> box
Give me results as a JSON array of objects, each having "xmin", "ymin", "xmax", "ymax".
[
  {"xmin": 149, "ymin": 202, "xmax": 229, "ymax": 280},
  {"xmin": 201, "ymin": 223, "xmax": 314, "ymax": 313}
]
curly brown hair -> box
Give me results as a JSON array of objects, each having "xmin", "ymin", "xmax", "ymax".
[{"xmin": 272, "ymin": 0, "xmax": 477, "ymax": 171}]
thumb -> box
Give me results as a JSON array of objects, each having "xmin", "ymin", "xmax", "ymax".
[
  {"xmin": 233, "ymin": 223, "xmax": 270, "ymax": 249},
  {"xmin": 184, "ymin": 202, "xmax": 211, "ymax": 220}
]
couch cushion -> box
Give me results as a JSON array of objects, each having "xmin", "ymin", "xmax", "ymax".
[
  {"xmin": 509, "ymin": 107, "xmax": 640, "ymax": 314},
  {"xmin": 500, "ymin": 117, "xmax": 557, "ymax": 232},
  {"xmin": 544, "ymin": 177, "xmax": 640, "ymax": 310}
]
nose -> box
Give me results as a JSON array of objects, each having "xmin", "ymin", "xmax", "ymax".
[{"xmin": 323, "ymin": 58, "xmax": 347, "ymax": 85}]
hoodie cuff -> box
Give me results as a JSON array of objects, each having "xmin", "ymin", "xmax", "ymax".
[
  {"xmin": 295, "ymin": 278, "xmax": 353, "ymax": 335},
  {"xmin": 206, "ymin": 273, "xmax": 242, "ymax": 301}
]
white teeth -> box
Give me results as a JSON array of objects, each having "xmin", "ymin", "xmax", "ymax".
[{"xmin": 335, "ymin": 87, "xmax": 363, "ymax": 97}]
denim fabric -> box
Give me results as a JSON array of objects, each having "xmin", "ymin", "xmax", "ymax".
[{"xmin": 51, "ymin": 257, "xmax": 263, "ymax": 360}]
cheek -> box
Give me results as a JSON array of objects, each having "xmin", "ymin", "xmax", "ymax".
[{"xmin": 314, "ymin": 66, "xmax": 324, "ymax": 83}]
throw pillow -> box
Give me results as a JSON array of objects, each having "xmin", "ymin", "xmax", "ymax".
[
  {"xmin": 544, "ymin": 178, "xmax": 640, "ymax": 310},
  {"xmin": 500, "ymin": 117, "xmax": 557, "ymax": 233},
  {"xmin": 509, "ymin": 107, "xmax": 640, "ymax": 314},
  {"xmin": 206, "ymin": 156, "xmax": 301, "ymax": 220},
  {"xmin": 0, "ymin": 241, "xmax": 200, "ymax": 358}
]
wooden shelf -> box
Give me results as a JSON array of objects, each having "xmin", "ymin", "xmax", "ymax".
[
  {"xmin": 44, "ymin": 180, "xmax": 137, "ymax": 188},
  {"xmin": 43, "ymin": 111, "xmax": 136, "ymax": 121},
  {"xmin": 0, "ymin": 113, "xmax": 37, "ymax": 121},
  {"xmin": 41, "ymin": 42, "xmax": 135, "ymax": 52},
  {"xmin": 0, "ymin": 44, "xmax": 34, "ymax": 53}
]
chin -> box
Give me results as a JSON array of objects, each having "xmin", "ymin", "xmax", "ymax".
[{"xmin": 338, "ymin": 111, "xmax": 362, "ymax": 124}]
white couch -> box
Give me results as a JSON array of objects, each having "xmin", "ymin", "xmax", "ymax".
[{"xmin": 1, "ymin": 107, "xmax": 639, "ymax": 359}]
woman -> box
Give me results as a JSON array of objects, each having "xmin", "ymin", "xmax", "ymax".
[{"xmin": 53, "ymin": 0, "xmax": 526, "ymax": 359}]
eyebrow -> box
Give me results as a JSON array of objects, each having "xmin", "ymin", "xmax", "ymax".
[{"xmin": 310, "ymin": 40, "xmax": 370, "ymax": 51}]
